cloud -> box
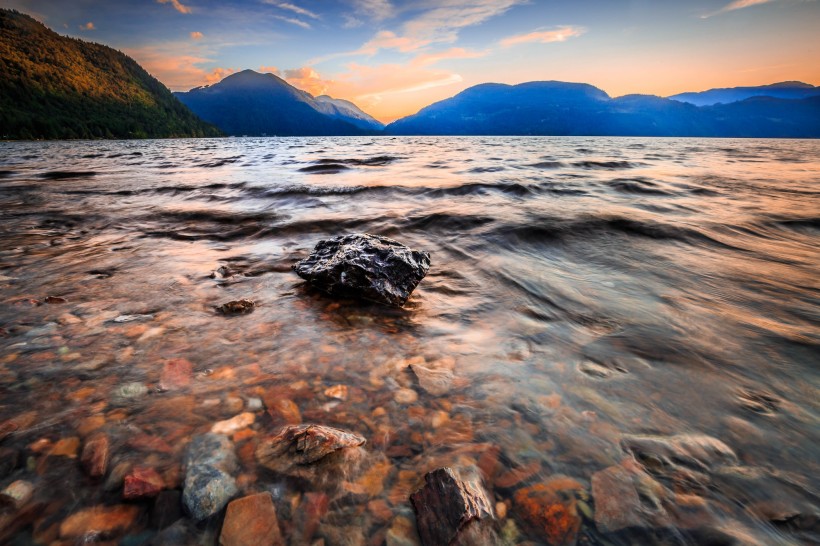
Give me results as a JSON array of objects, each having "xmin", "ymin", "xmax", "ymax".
[
  {"xmin": 157, "ymin": 0, "xmax": 193, "ymax": 15},
  {"xmin": 258, "ymin": 65, "xmax": 280, "ymax": 74},
  {"xmin": 701, "ymin": 0, "xmax": 776, "ymax": 18},
  {"xmin": 125, "ymin": 45, "xmax": 236, "ymax": 90},
  {"xmin": 283, "ymin": 67, "xmax": 333, "ymax": 95},
  {"xmin": 273, "ymin": 14, "xmax": 311, "ymax": 29},
  {"xmin": 500, "ymin": 26, "xmax": 586, "ymax": 48},
  {"xmin": 80, "ymin": 22, "xmax": 95, "ymax": 31},
  {"xmin": 412, "ymin": 47, "xmax": 488, "ymax": 66},
  {"xmin": 350, "ymin": 0, "xmax": 395, "ymax": 22},
  {"xmin": 190, "ymin": 31, "xmax": 203, "ymax": 40},
  {"xmin": 263, "ymin": 1, "xmax": 319, "ymax": 19}
]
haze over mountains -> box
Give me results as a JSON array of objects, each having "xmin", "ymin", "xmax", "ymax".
[{"xmin": 1, "ymin": 8, "xmax": 818, "ymax": 140}]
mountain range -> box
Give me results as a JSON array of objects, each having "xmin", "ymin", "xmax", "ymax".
[
  {"xmin": 0, "ymin": 9, "xmax": 219, "ymax": 140},
  {"xmin": 1, "ymin": 8, "xmax": 818, "ymax": 140},
  {"xmin": 174, "ymin": 70, "xmax": 383, "ymax": 136},
  {"xmin": 385, "ymin": 81, "xmax": 820, "ymax": 137}
]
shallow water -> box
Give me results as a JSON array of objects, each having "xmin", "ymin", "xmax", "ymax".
[{"xmin": 0, "ymin": 136, "xmax": 818, "ymax": 545}]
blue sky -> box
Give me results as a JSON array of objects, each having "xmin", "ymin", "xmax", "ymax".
[{"xmin": 7, "ymin": 0, "xmax": 820, "ymax": 121}]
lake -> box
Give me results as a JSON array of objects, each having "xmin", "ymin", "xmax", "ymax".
[{"xmin": 0, "ymin": 136, "xmax": 818, "ymax": 545}]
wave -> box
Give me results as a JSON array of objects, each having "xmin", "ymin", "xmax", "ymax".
[
  {"xmin": 39, "ymin": 171, "xmax": 97, "ymax": 179},
  {"xmin": 607, "ymin": 177, "xmax": 671, "ymax": 195},
  {"xmin": 572, "ymin": 160, "xmax": 640, "ymax": 170}
]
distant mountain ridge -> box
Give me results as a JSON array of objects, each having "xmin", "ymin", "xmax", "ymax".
[
  {"xmin": 174, "ymin": 70, "xmax": 383, "ymax": 136},
  {"xmin": 669, "ymin": 81, "xmax": 820, "ymax": 106},
  {"xmin": 0, "ymin": 9, "xmax": 219, "ymax": 140},
  {"xmin": 385, "ymin": 81, "xmax": 820, "ymax": 138}
]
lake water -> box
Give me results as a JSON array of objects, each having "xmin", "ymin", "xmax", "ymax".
[{"xmin": 0, "ymin": 137, "xmax": 818, "ymax": 545}]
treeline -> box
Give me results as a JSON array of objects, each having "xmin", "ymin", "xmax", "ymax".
[{"xmin": 0, "ymin": 9, "xmax": 220, "ymax": 140}]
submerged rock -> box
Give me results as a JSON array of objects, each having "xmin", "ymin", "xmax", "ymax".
[
  {"xmin": 293, "ymin": 233, "xmax": 431, "ymax": 307},
  {"xmin": 217, "ymin": 299, "xmax": 255, "ymax": 315},
  {"xmin": 81, "ymin": 433, "xmax": 110, "ymax": 479},
  {"xmin": 183, "ymin": 434, "xmax": 238, "ymax": 520},
  {"xmin": 220, "ymin": 492, "xmax": 284, "ymax": 546},
  {"xmin": 513, "ymin": 476, "xmax": 585, "ymax": 546},
  {"xmin": 410, "ymin": 467, "xmax": 495, "ymax": 546},
  {"xmin": 256, "ymin": 424, "xmax": 366, "ymax": 478}
]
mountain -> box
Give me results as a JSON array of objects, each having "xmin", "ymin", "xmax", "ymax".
[
  {"xmin": 175, "ymin": 70, "xmax": 383, "ymax": 136},
  {"xmin": 669, "ymin": 81, "xmax": 820, "ymax": 106},
  {"xmin": 0, "ymin": 9, "xmax": 220, "ymax": 140},
  {"xmin": 386, "ymin": 81, "xmax": 820, "ymax": 137}
]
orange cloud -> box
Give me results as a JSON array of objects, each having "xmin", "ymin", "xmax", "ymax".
[
  {"xmin": 412, "ymin": 47, "xmax": 488, "ymax": 67},
  {"xmin": 124, "ymin": 46, "xmax": 235, "ymax": 90},
  {"xmin": 500, "ymin": 26, "xmax": 585, "ymax": 48},
  {"xmin": 190, "ymin": 31, "xmax": 203, "ymax": 40},
  {"xmin": 157, "ymin": 0, "xmax": 192, "ymax": 15},
  {"xmin": 258, "ymin": 65, "xmax": 280, "ymax": 74},
  {"xmin": 283, "ymin": 67, "xmax": 332, "ymax": 96},
  {"xmin": 80, "ymin": 22, "xmax": 95, "ymax": 30},
  {"xmin": 702, "ymin": 0, "xmax": 775, "ymax": 18}
]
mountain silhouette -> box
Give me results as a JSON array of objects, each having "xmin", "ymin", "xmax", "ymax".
[{"xmin": 174, "ymin": 70, "xmax": 382, "ymax": 136}]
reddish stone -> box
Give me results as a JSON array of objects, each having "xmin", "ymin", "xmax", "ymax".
[
  {"xmin": 123, "ymin": 467, "xmax": 164, "ymax": 499},
  {"xmin": 220, "ymin": 492, "xmax": 284, "ymax": 546},
  {"xmin": 513, "ymin": 477, "xmax": 585, "ymax": 546},
  {"xmin": 59, "ymin": 505, "xmax": 139, "ymax": 539},
  {"xmin": 159, "ymin": 358, "xmax": 193, "ymax": 390},
  {"xmin": 81, "ymin": 434, "xmax": 110, "ymax": 478},
  {"xmin": 300, "ymin": 492, "xmax": 329, "ymax": 543}
]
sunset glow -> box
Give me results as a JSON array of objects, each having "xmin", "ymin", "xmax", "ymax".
[{"xmin": 7, "ymin": 0, "xmax": 820, "ymax": 121}]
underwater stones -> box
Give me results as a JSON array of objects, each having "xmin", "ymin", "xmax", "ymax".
[
  {"xmin": 217, "ymin": 299, "xmax": 255, "ymax": 315},
  {"xmin": 621, "ymin": 433, "xmax": 738, "ymax": 474},
  {"xmin": 59, "ymin": 505, "xmax": 139, "ymax": 541},
  {"xmin": 293, "ymin": 233, "xmax": 431, "ymax": 307},
  {"xmin": 591, "ymin": 460, "xmax": 670, "ymax": 533},
  {"xmin": 513, "ymin": 476, "xmax": 585, "ymax": 546},
  {"xmin": 211, "ymin": 412, "xmax": 256, "ymax": 435},
  {"xmin": 81, "ymin": 433, "xmax": 110, "ymax": 478},
  {"xmin": 255, "ymin": 424, "xmax": 366, "ymax": 478},
  {"xmin": 159, "ymin": 358, "xmax": 193, "ymax": 391},
  {"xmin": 410, "ymin": 467, "xmax": 495, "ymax": 546},
  {"xmin": 183, "ymin": 434, "xmax": 238, "ymax": 520},
  {"xmin": 220, "ymin": 492, "xmax": 284, "ymax": 546},
  {"xmin": 123, "ymin": 466, "xmax": 165, "ymax": 499}
]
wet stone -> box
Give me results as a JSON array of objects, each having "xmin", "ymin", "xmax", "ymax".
[
  {"xmin": 410, "ymin": 467, "xmax": 495, "ymax": 546},
  {"xmin": 293, "ymin": 233, "xmax": 431, "ymax": 307},
  {"xmin": 513, "ymin": 477, "xmax": 585, "ymax": 546},
  {"xmin": 124, "ymin": 466, "xmax": 165, "ymax": 499},
  {"xmin": 59, "ymin": 504, "xmax": 140, "ymax": 540},
  {"xmin": 0, "ymin": 479, "xmax": 34, "ymax": 509},
  {"xmin": 81, "ymin": 433, "xmax": 110, "ymax": 478},
  {"xmin": 211, "ymin": 412, "xmax": 256, "ymax": 435},
  {"xmin": 151, "ymin": 490, "xmax": 183, "ymax": 530},
  {"xmin": 220, "ymin": 492, "xmax": 284, "ymax": 546},
  {"xmin": 591, "ymin": 461, "xmax": 671, "ymax": 534},
  {"xmin": 256, "ymin": 424, "xmax": 366, "ymax": 477},
  {"xmin": 183, "ymin": 434, "xmax": 238, "ymax": 520},
  {"xmin": 621, "ymin": 433, "xmax": 738, "ymax": 475},
  {"xmin": 159, "ymin": 358, "xmax": 193, "ymax": 390},
  {"xmin": 217, "ymin": 299, "xmax": 255, "ymax": 315}
]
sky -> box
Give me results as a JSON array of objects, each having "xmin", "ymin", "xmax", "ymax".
[{"xmin": 6, "ymin": 0, "xmax": 820, "ymax": 122}]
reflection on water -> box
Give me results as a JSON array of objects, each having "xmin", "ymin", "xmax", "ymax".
[{"xmin": 0, "ymin": 137, "xmax": 818, "ymax": 545}]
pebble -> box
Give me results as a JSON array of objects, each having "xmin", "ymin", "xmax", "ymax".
[
  {"xmin": 183, "ymin": 434, "xmax": 238, "ymax": 521},
  {"xmin": 0, "ymin": 480, "xmax": 34, "ymax": 509},
  {"xmin": 394, "ymin": 388, "xmax": 418, "ymax": 404},
  {"xmin": 59, "ymin": 505, "xmax": 140, "ymax": 540},
  {"xmin": 159, "ymin": 358, "xmax": 193, "ymax": 390},
  {"xmin": 220, "ymin": 492, "xmax": 284, "ymax": 546},
  {"xmin": 123, "ymin": 466, "xmax": 165, "ymax": 499},
  {"xmin": 246, "ymin": 397, "xmax": 263, "ymax": 411},
  {"xmin": 211, "ymin": 412, "xmax": 256, "ymax": 435},
  {"xmin": 81, "ymin": 433, "xmax": 110, "ymax": 478},
  {"xmin": 324, "ymin": 384, "xmax": 349, "ymax": 400},
  {"xmin": 113, "ymin": 314, "xmax": 154, "ymax": 323}
]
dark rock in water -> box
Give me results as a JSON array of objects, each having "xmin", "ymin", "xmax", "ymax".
[
  {"xmin": 410, "ymin": 467, "xmax": 495, "ymax": 546},
  {"xmin": 216, "ymin": 299, "xmax": 255, "ymax": 315},
  {"xmin": 0, "ymin": 448, "xmax": 19, "ymax": 479},
  {"xmin": 151, "ymin": 490, "xmax": 182, "ymax": 530},
  {"xmin": 183, "ymin": 434, "xmax": 238, "ymax": 520},
  {"xmin": 81, "ymin": 433, "xmax": 110, "ymax": 479},
  {"xmin": 255, "ymin": 424, "xmax": 366, "ymax": 478},
  {"xmin": 293, "ymin": 233, "xmax": 431, "ymax": 307}
]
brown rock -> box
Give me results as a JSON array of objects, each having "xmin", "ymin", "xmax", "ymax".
[
  {"xmin": 159, "ymin": 358, "xmax": 194, "ymax": 390},
  {"xmin": 495, "ymin": 460, "xmax": 541, "ymax": 489},
  {"xmin": 410, "ymin": 358, "xmax": 455, "ymax": 396},
  {"xmin": 211, "ymin": 412, "xmax": 256, "ymax": 435},
  {"xmin": 220, "ymin": 492, "xmax": 283, "ymax": 546},
  {"xmin": 591, "ymin": 460, "xmax": 672, "ymax": 533},
  {"xmin": 410, "ymin": 467, "xmax": 494, "ymax": 546},
  {"xmin": 124, "ymin": 466, "xmax": 165, "ymax": 499},
  {"xmin": 266, "ymin": 398, "xmax": 302, "ymax": 424},
  {"xmin": 217, "ymin": 299, "xmax": 255, "ymax": 315},
  {"xmin": 255, "ymin": 424, "xmax": 366, "ymax": 476},
  {"xmin": 299, "ymin": 492, "xmax": 329, "ymax": 543},
  {"xmin": 49, "ymin": 437, "xmax": 81, "ymax": 458},
  {"xmin": 368, "ymin": 499, "xmax": 393, "ymax": 523},
  {"xmin": 59, "ymin": 505, "xmax": 140, "ymax": 539},
  {"xmin": 513, "ymin": 477, "xmax": 585, "ymax": 546},
  {"xmin": 81, "ymin": 433, "xmax": 110, "ymax": 478},
  {"xmin": 0, "ymin": 411, "xmax": 38, "ymax": 442}
]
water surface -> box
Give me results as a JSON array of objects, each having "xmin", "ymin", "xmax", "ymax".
[{"xmin": 0, "ymin": 137, "xmax": 818, "ymax": 545}]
